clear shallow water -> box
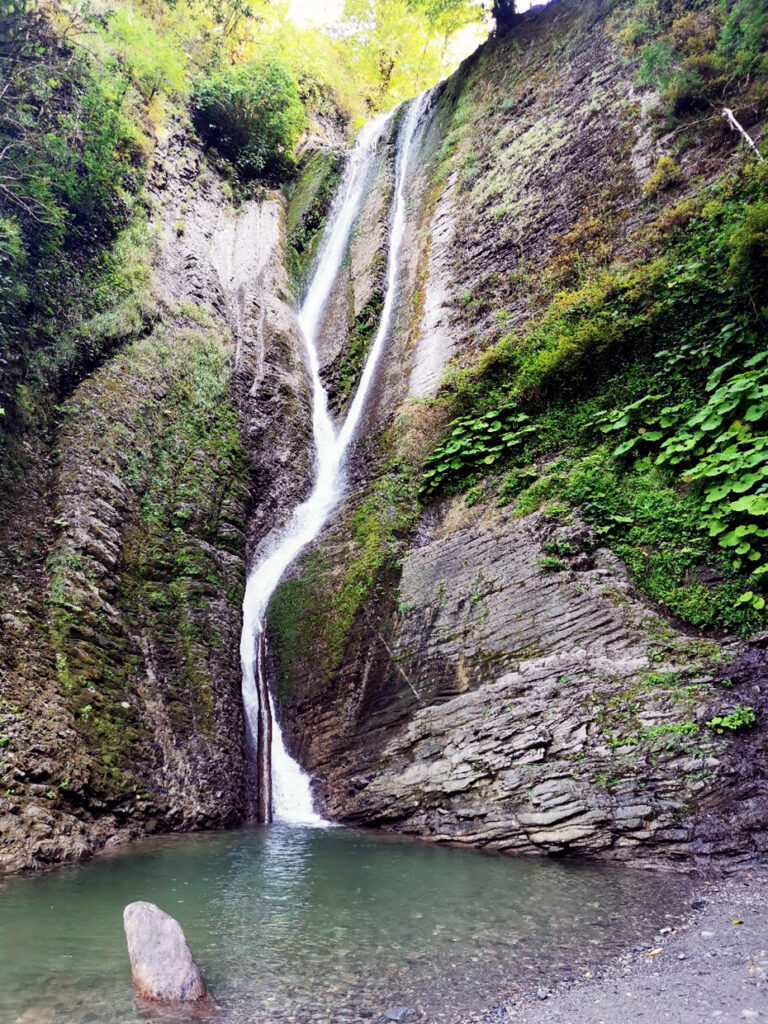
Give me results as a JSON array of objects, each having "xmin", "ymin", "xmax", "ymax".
[{"xmin": 0, "ymin": 825, "xmax": 694, "ymax": 1024}]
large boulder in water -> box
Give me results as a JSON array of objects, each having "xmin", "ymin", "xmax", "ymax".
[{"xmin": 123, "ymin": 901, "xmax": 208, "ymax": 1002}]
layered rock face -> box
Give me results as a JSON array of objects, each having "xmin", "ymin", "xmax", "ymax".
[
  {"xmin": 269, "ymin": 0, "xmax": 768, "ymax": 866},
  {"xmin": 0, "ymin": 127, "xmax": 311, "ymax": 872},
  {"xmin": 306, "ymin": 504, "xmax": 768, "ymax": 863},
  {"xmin": 2, "ymin": 0, "xmax": 766, "ymax": 876}
]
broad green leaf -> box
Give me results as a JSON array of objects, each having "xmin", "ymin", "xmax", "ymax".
[{"xmin": 730, "ymin": 494, "xmax": 768, "ymax": 515}]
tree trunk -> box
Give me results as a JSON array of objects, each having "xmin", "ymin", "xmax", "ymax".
[{"xmin": 493, "ymin": 0, "xmax": 518, "ymax": 35}]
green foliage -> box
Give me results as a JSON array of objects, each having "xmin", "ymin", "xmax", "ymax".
[
  {"xmin": 405, "ymin": 0, "xmax": 485, "ymax": 36},
  {"xmin": 0, "ymin": 2, "xmax": 138, "ymax": 241},
  {"xmin": 600, "ymin": 341, "xmax": 768, "ymax": 600},
  {"xmin": 337, "ymin": 0, "xmax": 482, "ymax": 114},
  {"xmin": 0, "ymin": 216, "xmax": 26, "ymax": 330},
  {"xmin": 421, "ymin": 156, "xmax": 768, "ymax": 632},
  {"xmin": 496, "ymin": 466, "xmax": 539, "ymax": 506},
  {"xmin": 0, "ymin": 0, "xmax": 141, "ymax": 434},
  {"xmin": 717, "ymin": 0, "xmax": 768, "ymax": 79},
  {"xmin": 706, "ymin": 704, "xmax": 756, "ymax": 732},
  {"xmin": 622, "ymin": 0, "xmax": 768, "ymax": 121},
  {"xmin": 193, "ymin": 59, "xmax": 306, "ymax": 187},
  {"xmin": 422, "ymin": 408, "xmax": 536, "ymax": 494},
  {"xmin": 727, "ymin": 201, "xmax": 768, "ymax": 301},
  {"xmin": 562, "ymin": 454, "xmax": 762, "ymax": 632},
  {"xmin": 536, "ymin": 554, "xmax": 567, "ymax": 573},
  {"xmin": 105, "ymin": 6, "xmax": 187, "ymax": 101},
  {"xmin": 639, "ymin": 720, "xmax": 698, "ymax": 740}
]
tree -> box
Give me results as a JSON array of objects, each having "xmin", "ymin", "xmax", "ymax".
[
  {"xmin": 406, "ymin": 0, "xmax": 516, "ymax": 37},
  {"xmin": 0, "ymin": 0, "xmax": 137, "ymax": 435},
  {"xmin": 193, "ymin": 59, "xmax": 306, "ymax": 185},
  {"xmin": 492, "ymin": 0, "xmax": 517, "ymax": 34},
  {"xmin": 403, "ymin": 0, "xmax": 487, "ymax": 39}
]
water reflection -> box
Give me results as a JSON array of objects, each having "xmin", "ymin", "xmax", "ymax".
[{"xmin": 0, "ymin": 825, "xmax": 694, "ymax": 1024}]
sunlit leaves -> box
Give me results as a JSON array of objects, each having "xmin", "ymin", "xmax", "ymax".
[
  {"xmin": 421, "ymin": 407, "xmax": 535, "ymax": 492},
  {"xmin": 603, "ymin": 334, "xmax": 768, "ymax": 603},
  {"xmin": 193, "ymin": 59, "xmax": 305, "ymax": 185}
]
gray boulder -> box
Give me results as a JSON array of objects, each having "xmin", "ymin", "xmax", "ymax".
[{"xmin": 123, "ymin": 901, "xmax": 208, "ymax": 1002}]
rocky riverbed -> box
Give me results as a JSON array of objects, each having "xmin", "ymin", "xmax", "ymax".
[{"xmin": 474, "ymin": 871, "xmax": 768, "ymax": 1024}]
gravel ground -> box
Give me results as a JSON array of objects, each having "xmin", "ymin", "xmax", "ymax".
[{"xmin": 477, "ymin": 870, "xmax": 768, "ymax": 1024}]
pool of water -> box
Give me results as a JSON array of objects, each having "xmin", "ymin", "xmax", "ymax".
[{"xmin": 0, "ymin": 824, "xmax": 694, "ymax": 1024}]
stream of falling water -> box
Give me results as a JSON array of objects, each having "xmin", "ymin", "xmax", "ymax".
[{"xmin": 240, "ymin": 90, "xmax": 433, "ymax": 824}]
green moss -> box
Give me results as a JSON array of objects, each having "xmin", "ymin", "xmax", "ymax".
[
  {"xmin": 333, "ymin": 292, "xmax": 384, "ymax": 409},
  {"xmin": 642, "ymin": 156, "xmax": 683, "ymax": 197},
  {"xmin": 584, "ymin": 659, "xmax": 719, "ymax": 756},
  {"xmin": 48, "ymin": 325, "xmax": 250, "ymax": 795},
  {"xmin": 286, "ymin": 148, "xmax": 344, "ymax": 286},
  {"xmin": 268, "ymin": 456, "xmax": 419, "ymax": 700}
]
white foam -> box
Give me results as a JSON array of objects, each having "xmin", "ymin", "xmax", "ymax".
[{"xmin": 240, "ymin": 91, "xmax": 434, "ymax": 824}]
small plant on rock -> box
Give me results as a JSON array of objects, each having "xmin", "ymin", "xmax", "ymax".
[
  {"xmin": 642, "ymin": 156, "xmax": 683, "ymax": 197},
  {"xmin": 706, "ymin": 705, "xmax": 756, "ymax": 732}
]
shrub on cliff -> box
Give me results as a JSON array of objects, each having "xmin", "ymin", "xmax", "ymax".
[
  {"xmin": 0, "ymin": 0, "xmax": 141, "ymax": 435},
  {"xmin": 629, "ymin": 0, "xmax": 768, "ymax": 121},
  {"xmin": 193, "ymin": 59, "xmax": 305, "ymax": 187}
]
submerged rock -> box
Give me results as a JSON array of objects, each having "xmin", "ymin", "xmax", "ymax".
[
  {"xmin": 384, "ymin": 1008, "xmax": 418, "ymax": 1021},
  {"xmin": 123, "ymin": 901, "xmax": 208, "ymax": 1002},
  {"xmin": 14, "ymin": 1010, "xmax": 54, "ymax": 1024}
]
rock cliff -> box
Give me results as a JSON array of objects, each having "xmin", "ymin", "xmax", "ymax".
[
  {"xmin": 268, "ymin": 0, "xmax": 768, "ymax": 866},
  {"xmin": 2, "ymin": 0, "xmax": 766, "ymax": 874},
  {"xmin": 0, "ymin": 125, "xmax": 312, "ymax": 872}
]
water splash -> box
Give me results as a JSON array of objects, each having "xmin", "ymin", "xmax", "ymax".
[{"xmin": 240, "ymin": 90, "xmax": 433, "ymax": 824}]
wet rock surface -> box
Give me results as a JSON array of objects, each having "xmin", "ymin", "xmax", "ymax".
[
  {"xmin": 271, "ymin": 0, "xmax": 768, "ymax": 870},
  {"xmin": 0, "ymin": 124, "xmax": 311, "ymax": 872},
  {"xmin": 284, "ymin": 500, "xmax": 768, "ymax": 864},
  {"xmin": 315, "ymin": 115, "xmax": 398, "ymax": 417}
]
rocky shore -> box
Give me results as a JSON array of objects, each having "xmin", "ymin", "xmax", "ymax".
[{"xmin": 476, "ymin": 871, "xmax": 768, "ymax": 1024}]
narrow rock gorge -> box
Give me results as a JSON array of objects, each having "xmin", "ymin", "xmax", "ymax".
[{"xmin": 1, "ymin": 0, "xmax": 766, "ymax": 876}]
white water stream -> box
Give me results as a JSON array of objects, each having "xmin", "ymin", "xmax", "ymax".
[{"xmin": 240, "ymin": 90, "xmax": 433, "ymax": 824}]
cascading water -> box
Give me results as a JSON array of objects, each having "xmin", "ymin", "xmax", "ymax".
[{"xmin": 240, "ymin": 89, "xmax": 434, "ymax": 824}]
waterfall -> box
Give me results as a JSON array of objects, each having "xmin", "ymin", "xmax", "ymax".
[{"xmin": 240, "ymin": 89, "xmax": 433, "ymax": 825}]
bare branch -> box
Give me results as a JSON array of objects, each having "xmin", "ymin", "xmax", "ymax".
[
  {"xmin": 723, "ymin": 107, "xmax": 765, "ymax": 162},
  {"xmin": 362, "ymin": 606, "xmax": 425, "ymax": 705}
]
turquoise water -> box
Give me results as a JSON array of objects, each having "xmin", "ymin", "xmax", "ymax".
[{"xmin": 0, "ymin": 825, "xmax": 693, "ymax": 1024}]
